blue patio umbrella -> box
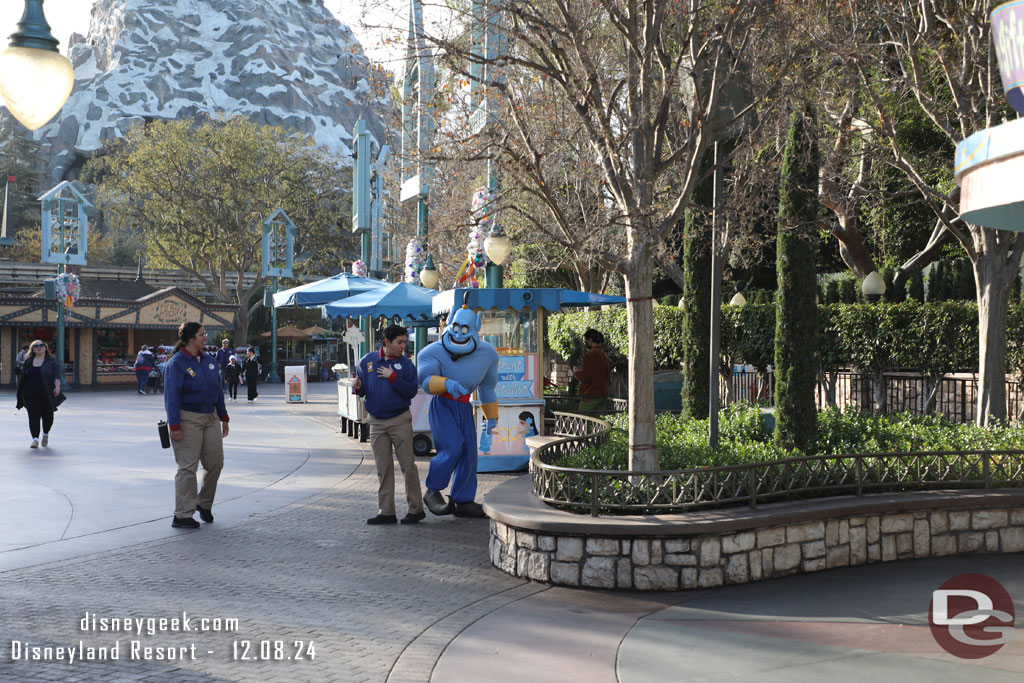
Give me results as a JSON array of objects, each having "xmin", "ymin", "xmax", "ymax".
[
  {"xmin": 323, "ymin": 281, "xmax": 440, "ymax": 321},
  {"xmin": 273, "ymin": 272, "xmax": 387, "ymax": 308}
]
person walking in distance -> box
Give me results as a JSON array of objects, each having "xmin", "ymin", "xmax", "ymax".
[
  {"xmin": 353, "ymin": 325, "xmax": 425, "ymax": 525},
  {"xmin": 215, "ymin": 339, "xmax": 232, "ymax": 389},
  {"xmin": 164, "ymin": 322, "xmax": 229, "ymax": 529},
  {"xmin": 15, "ymin": 340, "xmax": 62, "ymax": 448},
  {"xmin": 573, "ymin": 328, "xmax": 611, "ymax": 412},
  {"xmin": 242, "ymin": 347, "xmax": 260, "ymax": 403},
  {"xmin": 134, "ymin": 345, "xmax": 155, "ymax": 394},
  {"xmin": 15, "ymin": 344, "xmax": 28, "ymax": 380},
  {"xmin": 224, "ymin": 356, "xmax": 242, "ymax": 402}
]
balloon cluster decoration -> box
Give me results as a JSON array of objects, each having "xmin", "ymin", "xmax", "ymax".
[
  {"xmin": 54, "ymin": 272, "xmax": 81, "ymax": 309},
  {"xmin": 351, "ymin": 259, "xmax": 367, "ymax": 277},
  {"xmin": 405, "ymin": 238, "xmax": 426, "ymax": 284}
]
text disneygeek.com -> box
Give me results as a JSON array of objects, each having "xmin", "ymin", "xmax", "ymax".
[{"xmin": 6, "ymin": 612, "xmax": 317, "ymax": 663}]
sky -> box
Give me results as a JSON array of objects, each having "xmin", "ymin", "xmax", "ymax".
[{"xmin": 0, "ymin": 1, "xmax": 405, "ymax": 67}]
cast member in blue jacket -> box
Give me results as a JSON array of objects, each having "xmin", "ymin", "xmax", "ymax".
[
  {"xmin": 417, "ymin": 292, "xmax": 499, "ymax": 518},
  {"xmin": 353, "ymin": 324, "xmax": 425, "ymax": 525},
  {"xmin": 164, "ymin": 322, "xmax": 229, "ymax": 529}
]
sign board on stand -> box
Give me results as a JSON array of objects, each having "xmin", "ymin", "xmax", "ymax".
[{"xmin": 284, "ymin": 366, "xmax": 307, "ymax": 403}]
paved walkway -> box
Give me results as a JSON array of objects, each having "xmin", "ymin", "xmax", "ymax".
[{"xmin": 0, "ymin": 385, "xmax": 1021, "ymax": 681}]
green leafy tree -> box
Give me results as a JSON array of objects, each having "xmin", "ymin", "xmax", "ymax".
[
  {"xmin": 0, "ymin": 120, "xmax": 43, "ymax": 260},
  {"xmin": 774, "ymin": 105, "xmax": 820, "ymax": 451},
  {"xmin": 88, "ymin": 116, "xmax": 351, "ymax": 342}
]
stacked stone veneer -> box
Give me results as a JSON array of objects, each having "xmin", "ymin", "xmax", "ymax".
[{"xmin": 489, "ymin": 507, "xmax": 1024, "ymax": 590}]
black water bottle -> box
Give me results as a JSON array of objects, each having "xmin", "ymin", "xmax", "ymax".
[{"xmin": 158, "ymin": 420, "xmax": 171, "ymax": 449}]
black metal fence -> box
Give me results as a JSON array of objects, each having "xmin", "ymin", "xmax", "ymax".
[
  {"xmin": 720, "ymin": 370, "xmax": 1024, "ymax": 424},
  {"xmin": 530, "ymin": 412, "xmax": 1024, "ymax": 516}
]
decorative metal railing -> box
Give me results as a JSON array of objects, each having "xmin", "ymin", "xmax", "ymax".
[
  {"xmin": 543, "ymin": 395, "xmax": 628, "ymax": 415},
  {"xmin": 530, "ymin": 413, "xmax": 1024, "ymax": 516}
]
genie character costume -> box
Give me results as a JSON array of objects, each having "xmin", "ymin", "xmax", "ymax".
[{"xmin": 417, "ymin": 293, "xmax": 499, "ymax": 518}]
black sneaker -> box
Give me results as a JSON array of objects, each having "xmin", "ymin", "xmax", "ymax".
[
  {"xmin": 171, "ymin": 516, "xmax": 200, "ymax": 529},
  {"xmin": 196, "ymin": 505, "xmax": 214, "ymax": 523},
  {"xmin": 453, "ymin": 501, "xmax": 487, "ymax": 518},
  {"xmin": 400, "ymin": 511, "xmax": 426, "ymax": 525},
  {"xmin": 424, "ymin": 488, "xmax": 454, "ymax": 516},
  {"xmin": 366, "ymin": 514, "xmax": 397, "ymax": 525}
]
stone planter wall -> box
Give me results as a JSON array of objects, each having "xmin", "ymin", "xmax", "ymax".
[{"xmin": 489, "ymin": 506, "xmax": 1024, "ymax": 590}]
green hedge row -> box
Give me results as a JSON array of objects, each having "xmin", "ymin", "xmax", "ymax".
[
  {"xmin": 548, "ymin": 301, "xmax": 1024, "ymax": 378},
  {"xmin": 558, "ymin": 405, "xmax": 1024, "ymax": 469}
]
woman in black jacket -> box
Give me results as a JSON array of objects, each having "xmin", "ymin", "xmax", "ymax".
[
  {"xmin": 15, "ymin": 340, "xmax": 62, "ymax": 448},
  {"xmin": 242, "ymin": 348, "xmax": 261, "ymax": 403}
]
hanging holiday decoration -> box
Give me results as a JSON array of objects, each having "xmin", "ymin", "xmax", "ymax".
[
  {"xmin": 351, "ymin": 259, "xmax": 367, "ymax": 277},
  {"xmin": 459, "ymin": 187, "xmax": 496, "ymax": 288},
  {"xmin": 54, "ymin": 272, "xmax": 81, "ymax": 309},
  {"xmin": 405, "ymin": 238, "xmax": 426, "ymax": 284}
]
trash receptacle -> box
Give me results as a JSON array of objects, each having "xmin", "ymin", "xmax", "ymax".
[{"xmin": 653, "ymin": 371, "xmax": 684, "ymax": 411}]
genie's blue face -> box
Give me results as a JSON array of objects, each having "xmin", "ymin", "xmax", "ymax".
[{"xmin": 442, "ymin": 307, "xmax": 480, "ymax": 356}]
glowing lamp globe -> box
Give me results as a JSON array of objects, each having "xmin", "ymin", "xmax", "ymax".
[
  {"xmin": 420, "ymin": 255, "xmax": 439, "ymax": 289},
  {"xmin": 0, "ymin": 1, "xmax": 74, "ymax": 131},
  {"xmin": 861, "ymin": 271, "xmax": 886, "ymax": 303},
  {"xmin": 484, "ymin": 233, "xmax": 512, "ymax": 266}
]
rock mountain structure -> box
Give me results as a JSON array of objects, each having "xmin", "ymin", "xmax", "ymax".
[{"xmin": 15, "ymin": 0, "xmax": 390, "ymax": 184}]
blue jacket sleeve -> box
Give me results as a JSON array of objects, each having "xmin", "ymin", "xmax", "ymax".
[
  {"xmin": 216, "ymin": 371, "xmax": 228, "ymax": 420},
  {"xmin": 163, "ymin": 358, "xmax": 184, "ymax": 429},
  {"xmin": 391, "ymin": 360, "xmax": 419, "ymax": 400}
]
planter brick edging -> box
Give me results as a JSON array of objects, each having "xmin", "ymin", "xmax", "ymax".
[{"xmin": 483, "ymin": 476, "xmax": 1024, "ymax": 590}]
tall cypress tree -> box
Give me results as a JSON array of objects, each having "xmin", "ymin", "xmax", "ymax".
[
  {"xmin": 774, "ymin": 105, "xmax": 820, "ymax": 451},
  {"xmin": 681, "ymin": 153, "xmax": 714, "ymax": 419},
  {"xmin": 907, "ymin": 267, "xmax": 925, "ymax": 302}
]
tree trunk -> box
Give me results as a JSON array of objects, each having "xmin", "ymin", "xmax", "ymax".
[
  {"xmin": 975, "ymin": 253, "xmax": 1014, "ymax": 425},
  {"xmin": 624, "ymin": 257, "xmax": 658, "ymax": 472},
  {"xmin": 818, "ymin": 371, "xmax": 837, "ymax": 409},
  {"xmin": 834, "ymin": 220, "xmax": 877, "ymax": 278},
  {"xmin": 234, "ymin": 305, "xmax": 253, "ymax": 349},
  {"xmin": 872, "ymin": 367, "xmax": 885, "ymax": 414},
  {"xmin": 923, "ymin": 374, "xmax": 941, "ymax": 415}
]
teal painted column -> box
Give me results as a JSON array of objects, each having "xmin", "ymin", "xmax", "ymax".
[
  {"xmin": 268, "ymin": 276, "xmax": 280, "ymax": 382},
  {"xmin": 55, "ymin": 197, "xmax": 67, "ymax": 391},
  {"xmin": 360, "ymin": 232, "xmax": 371, "ymax": 357},
  {"xmin": 415, "ymin": 199, "xmax": 428, "ymax": 361}
]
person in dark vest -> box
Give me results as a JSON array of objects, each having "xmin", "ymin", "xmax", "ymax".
[{"xmin": 15, "ymin": 340, "xmax": 62, "ymax": 449}]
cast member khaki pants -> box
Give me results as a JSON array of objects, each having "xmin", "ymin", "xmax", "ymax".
[
  {"xmin": 172, "ymin": 410, "xmax": 224, "ymax": 518},
  {"xmin": 368, "ymin": 411, "xmax": 423, "ymax": 516}
]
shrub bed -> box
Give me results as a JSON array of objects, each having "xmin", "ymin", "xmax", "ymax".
[{"xmin": 557, "ymin": 405, "xmax": 1024, "ymax": 471}]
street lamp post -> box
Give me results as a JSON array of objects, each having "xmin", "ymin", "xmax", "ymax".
[
  {"xmin": 0, "ymin": 0, "xmax": 74, "ymax": 131},
  {"xmin": 262, "ymin": 208, "xmax": 295, "ymax": 384},
  {"xmin": 39, "ymin": 181, "xmax": 89, "ymax": 392}
]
